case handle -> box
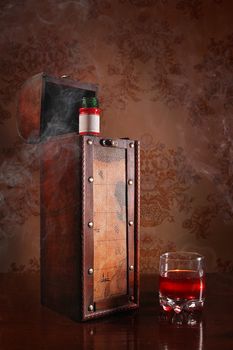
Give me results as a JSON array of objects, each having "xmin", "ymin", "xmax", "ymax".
[{"xmin": 100, "ymin": 139, "xmax": 118, "ymax": 147}]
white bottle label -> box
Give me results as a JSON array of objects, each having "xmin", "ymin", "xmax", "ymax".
[{"xmin": 79, "ymin": 113, "xmax": 100, "ymax": 134}]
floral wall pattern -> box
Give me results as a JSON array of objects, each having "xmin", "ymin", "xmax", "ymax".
[{"xmin": 0, "ymin": 0, "xmax": 233, "ymax": 273}]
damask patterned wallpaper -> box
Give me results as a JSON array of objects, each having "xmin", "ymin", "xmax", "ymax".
[{"xmin": 0, "ymin": 0, "xmax": 233, "ymax": 273}]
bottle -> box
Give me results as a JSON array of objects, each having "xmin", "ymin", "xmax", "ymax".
[{"xmin": 78, "ymin": 96, "xmax": 101, "ymax": 135}]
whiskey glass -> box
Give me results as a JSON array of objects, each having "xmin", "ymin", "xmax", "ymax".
[{"xmin": 159, "ymin": 252, "xmax": 205, "ymax": 314}]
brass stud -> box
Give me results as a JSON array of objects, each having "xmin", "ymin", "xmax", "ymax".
[
  {"xmin": 129, "ymin": 221, "xmax": 134, "ymax": 226},
  {"xmin": 129, "ymin": 265, "xmax": 134, "ymax": 271},
  {"xmin": 128, "ymin": 179, "xmax": 133, "ymax": 185},
  {"xmin": 88, "ymin": 268, "xmax": 94, "ymax": 275},
  {"xmin": 88, "ymin": 177, "xmax": 94, "ymax": 183},
  {"xmin": 88, "ymin": 221, "xmax": 94, "ymax": 228},
  {"xmin": 87, "ymin": 139, "xmax": 93, "ymax": 145},
  {"xmin": 88, "ymin": 304, "xmax": 94, "ymax": 312},
  {"xmin": 130, "ymin": 296, "xmax": 134, "ymax": 302},
  {"xmin": 111, "ymin": 140, "xmax": 118, "ymax": 147},
  {"xmin": 129, "ymin": 142, "xmax": 134, "ymax": 148}
]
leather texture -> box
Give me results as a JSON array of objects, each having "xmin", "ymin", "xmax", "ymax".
[{"xmin": 41, "ymin": 134, "xmax": 140, "ymax": 321}]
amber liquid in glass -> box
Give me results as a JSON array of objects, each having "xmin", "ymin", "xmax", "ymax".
[{"xmin": 159, "ymin": 270, "xmax": 205, "ymax": 312}]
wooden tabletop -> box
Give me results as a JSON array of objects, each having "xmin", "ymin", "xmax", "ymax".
[{"xmin": 0, "ymin": 273, "xmax": 233, "ymax": 350}]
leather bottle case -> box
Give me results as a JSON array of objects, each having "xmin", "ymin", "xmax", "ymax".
[
  {"xmin": 40, "ymin": 134, "xmax": 140, "ymax": 321},
  {"xmin": 17, "ymin": 73, "xmax": 140, "ymax": 321}
]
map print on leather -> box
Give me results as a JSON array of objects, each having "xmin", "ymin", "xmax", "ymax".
[{"xmin": 93, "ymin": 146, "xmax": 127, "ymax": 301}]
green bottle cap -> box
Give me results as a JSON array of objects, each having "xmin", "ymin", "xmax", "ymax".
[{"xmin": 82, "ymin": 97, "xmax": 99, "ymax": 108}]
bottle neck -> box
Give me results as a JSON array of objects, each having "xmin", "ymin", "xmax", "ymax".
[{"xmin": 78, "ymin": 97, "xmax": 101, "ymax": 136}]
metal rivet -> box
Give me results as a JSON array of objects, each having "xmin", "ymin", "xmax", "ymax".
[
  {"xmin": 88, "ymin": 221, "xmax": 94, "ymax": 228},
  {"xmin": 87, "ymin": 139, "xmax": 93, "ymax": 145},
  {"xmin": 88, "ymin": 304, "xmax": 94, "ymax": 312},
  {"xmin": 111, "ymin": 140, "xmax": 118, "ymax": 147},
  {"xmin": 88, "ymin": 268, "xmax": 94, "ymax": 275},
  {"xmin": 129, "ymin": 142, "xmax": 134, "ymax": 148},
  {"xmin": 129, "ymin": 221, "xmax": 134, "ymax": 226},
  {"xmin": 128, "ymin": 179, "xmax": 133, "ymax": 185},
  {"xmin": 130, "ymin": 296, "xmax": 134, "ymax": 301},
  {"xmin": 88, "ymin": 177, "xmax": 94, "ymax": 183},
  {"xmin": 129, "ymin": 265, "xmax": 134, "ymax": 271}
]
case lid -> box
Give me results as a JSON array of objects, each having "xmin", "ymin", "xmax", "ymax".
[{"xmin": 17, "ymin": 73, "xmax": 98, "ymax": 143}]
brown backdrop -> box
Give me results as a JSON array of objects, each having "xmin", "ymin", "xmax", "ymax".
[{"xmin": 0, "ymin": 0, "xmax": 233, "ymax": 273}]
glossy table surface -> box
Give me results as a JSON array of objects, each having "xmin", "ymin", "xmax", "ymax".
[{"xmin": 0, "ymin": 273, "xmax": 233, "ymax": 350}]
